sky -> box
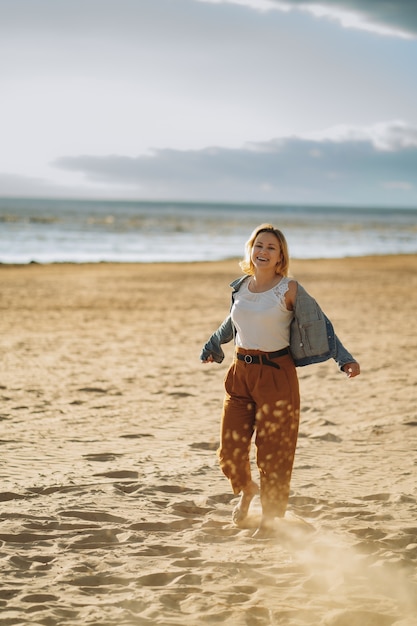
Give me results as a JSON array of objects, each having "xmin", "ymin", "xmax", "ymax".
[{"xmin": 1, "ymin": 0, "xmax": 417, "ymax": 207}]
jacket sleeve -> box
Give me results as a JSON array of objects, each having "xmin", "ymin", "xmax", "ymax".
[
  {"xmin": 331, "ymin": 324, "xmax": 357, "ymax": 370},
  {"xmin": 200, "ymin": 315, "xmax": 234, "ymax": 363},
  {"xmin": 291, "ymin": 284, "xmax": 357, "ymax": 370}
]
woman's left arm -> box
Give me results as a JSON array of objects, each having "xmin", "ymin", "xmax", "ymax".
[
  {"xmin": 288, "ymin": 280, "xmax": 360, "ymax": 377},
  {"xmin": 284, "ymin": 280, "xmax": 298, "ymax": 310}
]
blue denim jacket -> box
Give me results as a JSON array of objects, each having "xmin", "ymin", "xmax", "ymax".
[{"xmin": 200, "ymin": 276, "xmax": 357, "ymax": 370}]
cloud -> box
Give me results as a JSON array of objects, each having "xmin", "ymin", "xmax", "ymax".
[
  {"xmin": 2, "ymin": 0, "xmax": 416, "ymax": 164},
  {"xmin": 286, "ymin": 121, "xmax": 417, "ymax": 151},
  {"xmin": 0, "ymin": 172, "xmax": 117, "ymax": 199},
  {"xmin": 200, "ymin": 0, "xmax": 417, "ymax": 37},
  {"xmin": 298, "ymin": 1, "xmax": 417, "ymax": 38},
  {"xmin": 0, "ymin": 173, "xmax": 57, "ymax": 196},
  {"xmin": 2, "ymin": 0, "xmax": 417, "ymax": 205},
  {"xmin": 52, "ymin": 122, "xmax": 417, "ymax": 205}
]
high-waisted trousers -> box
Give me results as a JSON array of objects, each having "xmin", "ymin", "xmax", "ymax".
[{"xmin": 219, "ymin": 347, "xmax": 300, "ymax": 518}]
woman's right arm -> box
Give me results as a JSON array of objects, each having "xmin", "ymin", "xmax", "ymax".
[{"xmin": 200, "ymin": 315, "xmax": 234, "ymax": 363}]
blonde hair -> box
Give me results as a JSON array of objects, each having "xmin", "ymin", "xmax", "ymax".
[{"xmin": 239, "ymin": 223, "xmax": 290, "ymax": 276}]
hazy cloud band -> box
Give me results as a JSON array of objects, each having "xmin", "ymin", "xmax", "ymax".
[{"xmin": 53, "ymin": 122, "xmax": 417, "ymax": 204}]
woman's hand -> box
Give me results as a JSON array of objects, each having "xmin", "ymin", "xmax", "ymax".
[
  {"xmin": 342, "ymin": 362, "xmax": 360, "ymax": 378},
  {"xmin": 201, "ymin": 355, "xmax": 214, "ymax": 364}
]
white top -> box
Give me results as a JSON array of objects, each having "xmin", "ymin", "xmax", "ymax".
[{"xmin": 231, "ymin": 276, "xmax": 293, "ymax": 351}]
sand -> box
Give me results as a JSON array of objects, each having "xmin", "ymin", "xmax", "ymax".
[{"xmin": 0, "ymin": 255, "xmax": 416, "ymax": 626}]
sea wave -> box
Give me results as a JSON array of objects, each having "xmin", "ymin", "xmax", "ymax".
[{"xmin": 1, "ymin": 198, "xmax": 416, "ymax": 263}]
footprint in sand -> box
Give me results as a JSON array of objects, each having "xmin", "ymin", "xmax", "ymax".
[
  {"xmin": 189, "ymin": 441, "xmax": 218, "ymax": 451},
  {"xmin": 0, "ymin": 491, "xmax": 27, "ymax": 502},
  {"xmin": 83, "ymin": 452, "xmax": 123, "ymax": 462},
  {"xmin": 119, "ymin": 433, "xmax": 154, "ymax": 439},
  {"xmin": 21, "ymin": 593, "xmax": 59, "ymax": 603},
  {"xmin": 93, "ymin": 470, "xmax": 138, "ymax": 479},
  {"xmin": 59, "ymin": 510, "xmax": 127, "ymax": 524},
  {"xmin": 322, "ymin": 608, "xmax": 396, "ymax": 626}
]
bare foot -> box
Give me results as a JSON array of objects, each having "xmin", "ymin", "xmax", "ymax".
[
  {"xmin": 252, "ymin": 515, "xmax": 276, "ymax": 539},
  {"xmin": 232, "ymin": 481, "xmax": 259, "ymax": 525}
]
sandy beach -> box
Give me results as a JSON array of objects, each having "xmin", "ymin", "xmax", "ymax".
[{"xmin": 1, "ymin": 255, "xmax": 416, "ymax": 626}]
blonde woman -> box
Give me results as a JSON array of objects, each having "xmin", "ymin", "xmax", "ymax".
[{"xmin": 201, "ymin": 224, "xmax": 360, "ymax": 537}]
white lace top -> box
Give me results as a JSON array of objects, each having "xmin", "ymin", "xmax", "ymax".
[{"xmin": 231, "ymin": 276, "xmax": 293, "ymax": 351}]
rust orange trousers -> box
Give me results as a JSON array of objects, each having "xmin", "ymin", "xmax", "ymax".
[{"xmin": 219, "ymin": 347, "xmax": 300, "ymax": 518}]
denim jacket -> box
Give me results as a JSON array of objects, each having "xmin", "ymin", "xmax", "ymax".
[{"xmin": 200, "ymin": 276, "xmax": 357, "ymax": 371}]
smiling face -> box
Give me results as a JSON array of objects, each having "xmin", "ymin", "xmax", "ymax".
[
  {"xmin": 239, "ymin": 224, "xmax": 290, "ymax": 276},
  {"xmin": 250, "ymin": 231, "xmax": 282, "ymax": 273}
]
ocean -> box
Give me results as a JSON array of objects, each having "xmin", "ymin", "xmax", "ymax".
[{"xmin": 0, "ymin": 197, "xmax": 416, "ymax": 264}]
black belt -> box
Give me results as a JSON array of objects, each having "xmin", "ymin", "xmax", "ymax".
[{"xmin": 236, "ymin": 347, "xmax": 289, "ymax": 369}]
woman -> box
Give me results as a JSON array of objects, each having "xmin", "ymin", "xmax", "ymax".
[{"xmin": 200, "ymin": 224, "xmax": 360, "ymax": 537}]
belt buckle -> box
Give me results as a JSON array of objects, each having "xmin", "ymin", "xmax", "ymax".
[{"xmin": 244, "ymin": 354, "xmax": 253, "ymax": 364}]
